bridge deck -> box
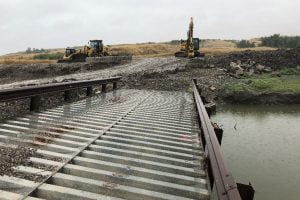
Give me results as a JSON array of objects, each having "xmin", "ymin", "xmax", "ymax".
[{"xmin": 0, "ymin": 89, "xmax": 208, "ymax": 200}]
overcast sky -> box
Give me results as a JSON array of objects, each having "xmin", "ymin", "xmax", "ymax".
[{"xmin": 0, "ymin": 0, "xmax": 299, "ymax": 55}]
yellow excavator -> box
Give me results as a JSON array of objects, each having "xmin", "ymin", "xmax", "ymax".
[
  {"xmin": 175, "ymin": 17, "xmax": 204, "ymax": 58},
  {"xmin": 58, "ymin": 40, "xmax": 110, "ymax": 63}
]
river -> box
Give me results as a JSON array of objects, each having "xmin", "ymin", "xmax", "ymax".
[{"xmin": 211, "ymin": 105, "xmax": 300, "ymax": 200}]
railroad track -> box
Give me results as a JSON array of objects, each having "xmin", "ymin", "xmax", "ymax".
[{"xmin": 0, "ymin": 89, "xmax": 208, "ymax": 200}]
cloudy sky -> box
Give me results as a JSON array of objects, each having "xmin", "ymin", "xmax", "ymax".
[{"xmin": 0, "ymin": 0, "xmax": 299, "ymax": 55}]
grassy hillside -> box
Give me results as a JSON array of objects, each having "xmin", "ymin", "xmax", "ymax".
[
  {"xmin": 110, "ymin": 40, "xmax": 275, "ymax": 57},
  {"xmin": 0, "ymin": 39, "xmax": 276, "ymax": 64}
]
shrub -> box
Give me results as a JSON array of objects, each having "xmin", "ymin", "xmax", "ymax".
[
  {"xmin": 250, "ymin": 79, "xmax": 272, "ymax": 90},
  {"xmin": 224, "ymin": 82, "xmax": 249, "ymax": 93},
  {"xmin": 26, "ymin": 47, "xmax": 50, "ymax": 53},
  {"xmin": 280, "ymin": 67, "xmax": 300, "ymax": 75},
  {"xmin": 168, "ymin": 40, "xmax": 181, "ymax": 45},
  {"xmin": 236, "ymin": 40, "xmax": 255, "ymax": 48},
  {"xmin": 260, "ymin": 34, "xmax": 300, "ymax": 48}
]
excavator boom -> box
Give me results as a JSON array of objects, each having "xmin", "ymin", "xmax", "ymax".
[{"xmin": 175, "ymin": 17, "xmax": 203, "ymax": 58}]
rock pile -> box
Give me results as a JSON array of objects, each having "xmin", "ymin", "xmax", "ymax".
[
  {"xmin": 210, "ymin": 48, "xmax": 300, "ymax": 69},
  {"xmin": 228, "ymin": 60, "xmax": 272, "ymax": 77}
]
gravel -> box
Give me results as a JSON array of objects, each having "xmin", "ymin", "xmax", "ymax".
[
  {"xmin": 0, "ymin": 144, "xmax": 64, "ymax": 182},
  {"xmin": 0, "ymin": 145, "xmax": 47, "ymax": 182},
  {"xmin": 0, "ymin": 145, "xmax": 36, "ymax": 176},
  {"xmin": 8, "ymin": 171, "xmax": 47, "ymax": 182},
  {"xmin": 121, "ymin": 61, "xmax": 227, "ymax": 102}
]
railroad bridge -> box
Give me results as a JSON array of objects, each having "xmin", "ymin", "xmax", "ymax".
[{"xmin": 0, "ymin": 77, "xmax": 254, "ymax": 200}]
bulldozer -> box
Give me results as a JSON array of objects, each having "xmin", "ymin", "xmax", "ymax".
[
  {"xmin": 58, "ymin": 40, "xmax": 110, "ymax": 63},
  {"xmin": 175, "ymin": 17, "xmax": 204, "ymax": 58}
]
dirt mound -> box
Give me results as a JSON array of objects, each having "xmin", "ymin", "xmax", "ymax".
[
  {"xmin": 210, "ymin": 48, "xmax": 300, "ymax": 69},
  {"xmin": 0, "ymin": 58, "xmax": 130, "ymax": 84}
]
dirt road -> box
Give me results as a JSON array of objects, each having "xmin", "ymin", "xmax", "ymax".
[
  {"xmin": 0, "ymin": 57, "xmax": 225, "ymax": 100},
  {"xmin": 0, "ymin": 58, "xmax": 181, "ymax": 89}
]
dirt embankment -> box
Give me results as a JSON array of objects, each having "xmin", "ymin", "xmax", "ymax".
[
  {"xmin": 209, "ymin": 48, "xmax": 300, "ymax": 69},
  {"xmin": 0, "ymin": 63, "xmax": 83, "ymax": 84},
  {"xmin": 210, "ymin": 48, "xmax": 300, "ymax": 104},
  {"xmin": 0, "ymin": 57, "xmax": 133, "ymax": 85},
  {"xmin": 0, "ymin": 57, "xmax": 182, "ymax": 89}
]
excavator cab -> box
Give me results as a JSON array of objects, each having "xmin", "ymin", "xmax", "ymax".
[
  {"xmin": 192, "ymin": 38, "xmax": 200, "ymax": 51},
  {"xmin": 89, "ymin": 40, "xmax": 104, "ymax": 55},
  {"xmin": 57, "ymin": 47, "xmax": 84, "ymax": 63},
  {"xmin": 65, "ymin": 48, "xmax": 77, "ymax": 57}
]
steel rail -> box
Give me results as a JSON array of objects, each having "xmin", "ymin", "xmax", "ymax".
[
  {"xmin": 192, "ymin": 79, "xmax": 241, "ymax": 200},
  {"xmin": 0, "ymin": 76, "xmax": 121, "ymax": 102}
]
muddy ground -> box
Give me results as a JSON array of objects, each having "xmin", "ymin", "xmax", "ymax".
[{"xmin": 0, "ymin": 56, "xmax": 131, "ymax": 85}]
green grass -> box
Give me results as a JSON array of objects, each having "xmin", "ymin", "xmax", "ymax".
[
  {"xmin": 187, "ymin": 88, "xmax": 193, "ymax": 93},
  {"xmin": 224, "ymin": 82, "xmax": 250, "ymax": 93},
  {"xmin": 224, "ymin": 76, "xmax": 300, "ymax": 93},
  {"xmin": 279, "ymin": 67, "xmax": 300, "ymax": 75}
]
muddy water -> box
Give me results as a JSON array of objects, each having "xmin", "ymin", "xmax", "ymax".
[{"xmin": 211, "ymin": 105, "xmax": 300, "ymax": 200}]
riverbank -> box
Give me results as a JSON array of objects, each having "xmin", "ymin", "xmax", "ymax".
[
  {"xmin": 220, "ymin": 69, "xmax": 300, "ymax": 104},
  {"xmin": 209, "ymin": 48, "xmax": 300, "ymax": 105}
]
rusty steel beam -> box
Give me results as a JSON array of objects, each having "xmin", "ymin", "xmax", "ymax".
[
  {"xmin": 0, "ymin": 76, "xmax": 121, "ymax": 102},
  {"xmin": 192, "ymin": 79, "xmax": 242, "ymax": 200}
]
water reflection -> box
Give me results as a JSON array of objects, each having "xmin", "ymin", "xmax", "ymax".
[{"xmin": 211, "ymin": 105, "xmax": 300, "ymax": 200}]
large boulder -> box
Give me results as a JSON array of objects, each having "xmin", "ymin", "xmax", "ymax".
[
  {"xmin": 255, "ymin": 64, "xmax": 265, "ymax": 72},
  {"xmin": 229, "ymin": 62, "xmax": 244, "ymax": 76}
]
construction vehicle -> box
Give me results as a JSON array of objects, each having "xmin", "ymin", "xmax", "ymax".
[
  {"xmin": 58, "ymin": 40, "xmax": 110, "ymax": 63},
  {"xmin": 175, "ymin": 17, "xmax": 204, "ymax": 58}
]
